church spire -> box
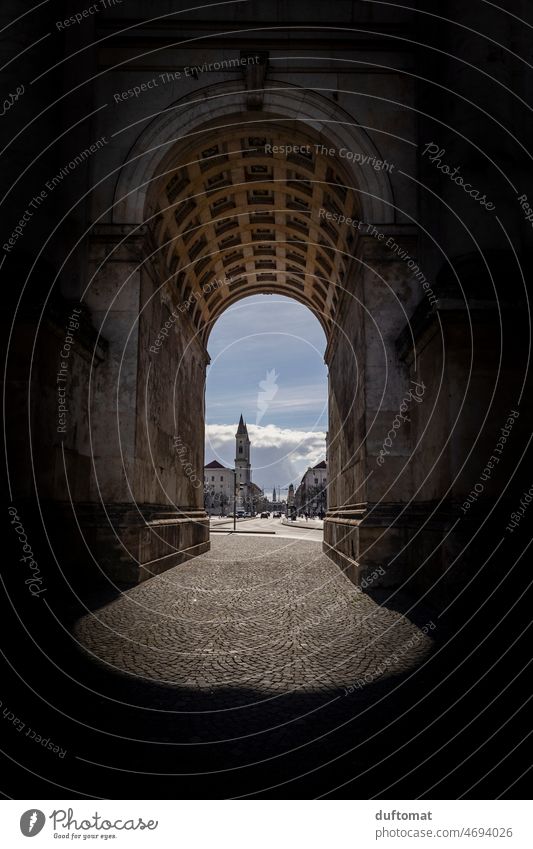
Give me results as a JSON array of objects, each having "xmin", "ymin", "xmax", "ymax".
[
  {"xmin": 235, "ymin": 412, "xmax": 251, "ymax": 511},
  {"xmin": 272, "ymin": 486, "xmax": 276, "ymax": 501}
]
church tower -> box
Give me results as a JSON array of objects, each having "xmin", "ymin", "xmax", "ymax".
[{"xmin": 235, "ymin": 414, "xmax": 251, "ymax": 508}]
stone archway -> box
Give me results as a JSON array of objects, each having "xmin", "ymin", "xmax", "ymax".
[
  {"xmin": 112, "ymin": 81, "xmax": 396, "ymax": 225},
  {"xmin": 85, "ymin": 85, "xmax": 421, "ymax": 587}
]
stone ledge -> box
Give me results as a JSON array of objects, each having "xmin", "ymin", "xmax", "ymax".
[{"xmin": 138, "ymin": 538, "xmax": 211, "ymax": 582}]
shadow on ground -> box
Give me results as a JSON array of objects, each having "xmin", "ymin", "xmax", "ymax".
[{"xmin": 1, "ymin": 533, "xmax": 531, "ymax": 799}]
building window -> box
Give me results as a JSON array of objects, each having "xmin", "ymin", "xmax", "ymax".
[
  {"xmin": 211, "ymin": 476, "xmax": 215, "ymax": 481},
  {"xmin": 239, "ymin": 446, "xmax": 243, "ymax": 453}
]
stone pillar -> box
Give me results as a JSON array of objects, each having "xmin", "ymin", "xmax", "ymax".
[
  {"xmin": 323, "ymin": 252, "xmax": 366, "ymax": 583},
  {"xmin": 324, "ymin": 228, "xmax": 422, "ymax": 586},
  {"xmin": 409, "ymin": 4, "xmax": 533, "ymax": 603},
  {"xmin": 81, "ymin": 224, "xmax": 209, "ymax": 584},
  {"xmin": 395, "ymin": 257, "xmax": 532, "ymax": 601}
]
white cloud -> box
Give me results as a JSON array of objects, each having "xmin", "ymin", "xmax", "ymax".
[{"xmin": 205, "ymin": 422, "xmax": 327, "ymax": 490}]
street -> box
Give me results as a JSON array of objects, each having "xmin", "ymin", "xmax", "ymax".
[
  {"xmin": 209, "ymin": 514, "xmax": 324, "ymax": 541},
  {"xmin": 73, "ymin": 533, "xmax": 439, "ymax": 797}
]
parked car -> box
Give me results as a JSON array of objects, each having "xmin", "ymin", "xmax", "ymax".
[
  {"xmin": 273, "ymin": 511, "xmax": 281, "ymax": 518},
  {"xmin": 260, "ymin": 512, "xmax": 269, "ymax": 518}
]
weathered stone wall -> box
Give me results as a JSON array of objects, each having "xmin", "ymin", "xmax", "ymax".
[
  {"xmin": 8, "ymin": 0, "xmax": 530, "ymax": 602},
  {"xmin": 81, "ymin": 226, "xmax": 209, "ymax": 583},
  {"xmin": 324, "ymin": 229, "xmax": 423, "ymax": 584},
  {"xmin": 323, "ymin": 255, "xmax": 367, "ymax": 583}
]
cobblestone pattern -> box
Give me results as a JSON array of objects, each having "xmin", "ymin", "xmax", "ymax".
[{"xmin": 75, "ymin": 536, "xmax": 434, "ymax": 698}]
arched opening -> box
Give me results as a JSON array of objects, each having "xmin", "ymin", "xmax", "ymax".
[
  {"xmin": 87, "ymin": 95, "xmax": 415, "ymax": 588},
  {"xmin": 203, "ymin": 294, "xmax": 328, "ymax": 523},
  {"xmin": 132, "ymin": 114, "xmax": 367, "ymax": 581},
  {"xmin": 7, "ymin": 4, "xmax": 531, "ymax": 802},
  {"xmin": 143, "ymin": 116, "xmax": 360, "ymax": 342}
]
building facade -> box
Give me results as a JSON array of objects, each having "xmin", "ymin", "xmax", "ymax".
[
  {"xmin": 287, "ymin": 484, "xmax": 295, "ymax": 515},
  {"xmin": 204, "ymin": 460, "xmax": 234, "ymax": 516},
  {"xmin": 295, "ymin": 461, "xmax": 328, "ymax": 517},
  {"xmin": 7, "ymin": 2, "xmax": 532, "ymax": 599},
  {"xmin": 250, "ymin": 483, "xmax": 268, "ymax": 514},
  {"xmin": 204, "ymin": 415, "xmax": 258, "ymax": 514},
  {"xmin": 234, "ymin": 414, "xmax": 252, "ymax": 510}
]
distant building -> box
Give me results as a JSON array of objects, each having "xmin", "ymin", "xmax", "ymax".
[
  {"xmin": 250, "ymin": 482, "xmax": 268, "ymax": 513},
  {"xmin": 203, "ymin": 460, "xmax": 234, "ymax": 515},
  {"xmin": 235, "ymin": 414, "xmax": 252, "ymax": 510},
  {"xmin": 204, "ymin": 414, "xmax": 259, "ymax": 515},
  {"xmin": 266, "ymin": 484, "xmax": 285, "ymax": 512},
  {"xmin": 294, "ymin": 460, "xmax": 328, "ymax": 516},
  {"xmin": 287, "ymin": 483, "xmax": 295, "ymax": 515}
]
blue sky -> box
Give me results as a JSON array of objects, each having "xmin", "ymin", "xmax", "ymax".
[{"xmin": 205, "ymin": 295, "xmax": 328, "ymax": 497}]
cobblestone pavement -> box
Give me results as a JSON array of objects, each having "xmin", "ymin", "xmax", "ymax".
[
  {"xmin": 210, "ymin": 514, "xmax": 323, "ymax": 540},
  {"xmin": 70, "ymin": 535, "xmax": 439, "ymax": 796},
  {"xmin": 75, "ymin": 535, "xmax": 435, "ymax": 697}
]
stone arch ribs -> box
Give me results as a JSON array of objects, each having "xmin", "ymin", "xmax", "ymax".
[
  {"xmin": 112, "ymin": 82, "xmax": 396, "ymax": 348},
  {"xmin": 91, "ymin": 81, "xmax": 402, "ymax": 588},
  {"xmin": 113, "ymin": 82, "xmax": 395, "ymax": 226},
  {"xmin": 144, "ymin": 119, "xmax": 364, "ymax": 345},
  {"xmin": 242, "ymin": 51, "xmax": 269, "ymax": 109}
]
